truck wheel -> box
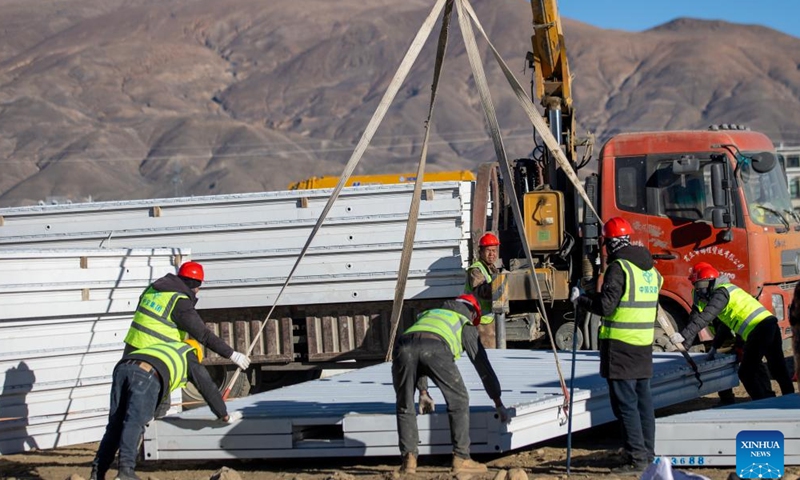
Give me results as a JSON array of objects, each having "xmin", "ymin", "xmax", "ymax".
[
  {"xmin": 555, "ymin": 322, "xmax": 584, "ymax": 351},
  {"xmin": 182, "ymin": 365, "xmax": 252, "ymax": 407}
]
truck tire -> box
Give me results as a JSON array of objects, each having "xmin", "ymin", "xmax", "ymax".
[
  {"xmin": 182, "ymin": 365, "xmax": 251, "ymax": 407},
  {"xmin": 654, "ymin": 303, "xmax": 687, "ymax": 352}
]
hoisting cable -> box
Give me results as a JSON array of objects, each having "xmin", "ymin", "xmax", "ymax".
[
  {"xmin": 386, "ymin": 0, "xmax": 454, "ymax": 360},
  {"xmin": 455, "ymin": 0, "xmax": 573, "ymax": 422},
  {"xmin": 222, "ymin": 0, "xmax": 449, "ymax": 399}
]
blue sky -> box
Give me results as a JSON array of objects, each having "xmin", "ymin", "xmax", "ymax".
[{"xmin": 560, "ymin": 1, "xmax": 800, "ymax": 39}]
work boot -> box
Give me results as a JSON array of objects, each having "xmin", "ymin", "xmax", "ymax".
[
  {"xmin": 114, "ymin": 467, "xmax": 142, "ymax": 480},
  {"xmin": 610, "ymin": 462, "xmax": 647, "ymax": 476},
  {"xmin": 451, "ymin": 455, "xmax": 488, "ymax": 474},
  {"xmin": 399, "ymin": 453, "xmax": 417, "ymax": 474}
]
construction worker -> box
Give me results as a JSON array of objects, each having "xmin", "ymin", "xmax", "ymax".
[
  {"xmin": 790, "ymin": 282, "xmax": 800, "ymax": 393},
  {"xmin": 672, "ymin": 262, "xmax": 794, "ymax": 400},
  {"xmin": 90, "ymin": 339, "xmax": 240, "ymax": 480},
  {"xmin": 124, "ymin": 261, "xmax": 250, "ymax": 373},
  {"xmin": 465, "ymin": 232, "xmax": 500, "ymax": 325},
  {"xmin": 392, "ymin": 294, "xmax": 509, "ymax": 475},
  {"xmin": 572, "ymin": 217, "xmax": 662, "ymax": 475}
]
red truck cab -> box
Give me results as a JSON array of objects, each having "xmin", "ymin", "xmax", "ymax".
[{"xmin": 598, "ymin": 127, "xmax": 800, "ymax": 348}]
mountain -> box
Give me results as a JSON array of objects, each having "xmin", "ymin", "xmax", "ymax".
[{"xmin": 1, "ymin": 0, "xmax": 800, "ymax": 207}]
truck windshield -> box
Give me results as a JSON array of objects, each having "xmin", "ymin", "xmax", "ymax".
[{"xmin": 740, "ymin": 153, "xmax": 794, "ymax": 227}]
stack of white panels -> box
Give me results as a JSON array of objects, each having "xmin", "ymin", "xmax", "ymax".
[
  {"xmin": 144, "ymin": 350, "xmax": 739, "ymax": 460},
  {"xmin": 656, "ymin": 393, "xmax": 800, "ymax": 467},
  {"xmin": 0, "ymin": 248, "xmax": 186, "ymax": 455},
  {"xmin": 0, "ymin": 182, "xmax": 473, "ymax": 310}
]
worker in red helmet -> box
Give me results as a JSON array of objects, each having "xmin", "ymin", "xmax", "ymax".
[
  {"xmin": 391, "ymin": 294, "xmax": 509, "ymax": 475},
  {"xmin": 674, "ymin": 262, "xmax": 794, "ymax": 400},
  {"xmin": 464, "ymin": 232, "xmax": 501, "ymax": 325},
  {"xmin": 571, "ymin": 216, "xmax": 662, "ymax": 475},
  {"xmin": 123, "ymin": 261, "xmax": 251, "ymax": 400}
]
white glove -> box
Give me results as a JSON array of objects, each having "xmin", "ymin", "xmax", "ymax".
[
  {"xmin": 229, "ymin": 351, "xmax": 250, "ymax": 370},
  {"xmin": 705, "ymin": 347, "xmax": 717, "ymax": 361},
  {"xmin": 224, "ymin": 410, "xmax": 243, "ymax": 423},
  {"xmin": 569, "ymin": 286, "xmax": 582, "ymax": 304},
  {"xmin": 669, "ymin": 332, "xmax": 685, "ymax": 345}
]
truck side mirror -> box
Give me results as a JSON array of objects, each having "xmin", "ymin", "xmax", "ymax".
[
  {"xmin": 750, "ymin": 151, "xmax": 777, "ymax": 174},
  {"xmin": 710, "ymin": 163, "xmax": 728, "ymax": 208},
  {"xmin": 711, "ymin": 207, "xmax": 730, "ymax": 229}
]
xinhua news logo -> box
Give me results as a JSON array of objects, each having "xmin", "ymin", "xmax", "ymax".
[{"xmin": 736, "ymin": 430, "xmax": 784, "ymax": 478}]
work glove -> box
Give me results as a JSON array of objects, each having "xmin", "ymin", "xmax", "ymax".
[
  {"xmin": 229, "ymin": 351, "xmax": 251, "ymax": 370},
  {"xmin": 669, "ymin": 332, "xmax": 685, "ymax": 345},
  {"xmin": 705, "ymin": 347, "xmax": 717, "ymax": 361},
  {"xmin": 223, "ymin": 410, "xmax": 243, "ymax": 424},
  {"xmin": 495, "ymin": 404, "xmax": 510, "ymax": 424},
  {"xmin": 418, "ymin": 391, "xmax": 435, "ymax": 415},
  {"xmin": 569, "ymin": 286, "xmax": 582, "ymax": 305}
]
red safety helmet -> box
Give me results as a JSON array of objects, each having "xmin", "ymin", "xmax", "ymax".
[
  {"xmin": 479, "ymin": 232, "xmax": 500, "ymax": 248},
  {"xmin": 602, "ymin": 217, "xmax": 634, "ymax": 238},
  {"xmin": 456, "ymin": 294, "xmax": 482, "ymax": 325},
  {"xmin": 178, "ymin": 261, "xmax": 204, "ymax": 282},
  {"xmin": 688, "ymin": 262, "xmax": 719, "ymax": 284}
]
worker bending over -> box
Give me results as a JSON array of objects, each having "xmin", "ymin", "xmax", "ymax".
[
  {"xmin": 392, "ymin": 294, "xmax": 509, "ymax": 475},
  {"xmin": 464, "ymin": 232, "xmax": 500, "ymax": 325},
  {"xmin": 124, "ymin": 261, "xmax": 250, "ymax": 374},
  {"xmin": 673, "ymin": 262, "xmax": 794, "ymax": 400},
  {"xmin": 572, "ymin": 217, "xmax": 662, "ymax": 475},
  {"xmin": 90, "ymin": 340, "xmax": 239, "ymax": 480}
]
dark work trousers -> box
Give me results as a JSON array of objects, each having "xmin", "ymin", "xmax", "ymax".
[
  {"xmin": 607, "ymin": 378, "xmax": 655, "ymax": 466},
  {"xmin": 92, "ymin": 362, "xmax": 161, "ymax": 474},
  {"xmin": 392, "ymin": 333, "xmax": 471, "ymax": 458},
  {"xmin": 738, "ymin": 317, "xmax": 794, "ymax": 400}
]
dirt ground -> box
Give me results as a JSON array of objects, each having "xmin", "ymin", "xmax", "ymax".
[{"xmin": 2, "ymin": 383, "xmax": 799, "ymax": 480}]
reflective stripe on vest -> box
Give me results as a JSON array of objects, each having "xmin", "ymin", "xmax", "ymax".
[
  {"xmin": 599, "ymin": 259, "xmax": 662, "ymax": 347},
  {"xmin": 131, "ymin": 341, "xmax": 193, "ymax": 394},
  {"xmin": 464, "ymin": 261, "xmax": 494, "ymax": 324},
  {"xmin": 124, "ymin": 287, "xmax": 188, "ymax": 349},
  {"xmin": 697, "ymin": 284, "xmax": 771, "ymax": 341},
  {"xmin": 404, "ymin": 309, "xmax": 470, "ymax": 359}
]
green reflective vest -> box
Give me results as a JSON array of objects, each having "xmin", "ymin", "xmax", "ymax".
[
  {"xmin": 464, "ymin": 261, "xmax": 495, "ymax": 324},
  {"xmin": 124, "ymin": 286, "xmax": 188, "ymax": 349},
  {"xmin": 129, "ymin": 341, "xmax": 193, "ymax": 395},
  {"xmin": 697, "ymin": 283, "xmax": 772, "ymax": 341},
  {"xmin": 405, "ymin": 309, "xmax": 471, "ymax": 359},
  {"xmin": 599, "ymin": 259, "xmax": 662, "ymax": 346}
]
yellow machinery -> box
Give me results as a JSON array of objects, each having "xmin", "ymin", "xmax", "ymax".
[{"xmin": 288, "ymin": 170, "xmax": 476, "ymax": 190}]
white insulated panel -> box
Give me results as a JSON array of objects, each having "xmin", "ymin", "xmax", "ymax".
[
  {"xmin": 655, "ymin": 393, "xmax": 800, "ymax": 466},
  {"xmin": 144, "ymin": 350, "xmax": 739, "ymax": 460},
  {"xmin": 0, "ymin": 183, "xmax": 473, "ymax": 308},
  {"xmin": 0, "ymin": 248, "xmax": 186, "ymax": 455}
]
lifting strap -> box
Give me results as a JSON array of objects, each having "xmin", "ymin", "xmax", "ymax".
[
  {"xmin": 222, "ymin": 0, "xmax": 449, "ymax": 399},
  {"xmin": 456, "ymin": 0, "xmax": 583, "ymax": 421},
  {"xmin": 385, "ymin": 0, "xmax": 455, "ymax": 361}
]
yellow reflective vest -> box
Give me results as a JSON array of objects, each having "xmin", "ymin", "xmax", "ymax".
[
  {"xmin": 405, "ymin": 309, "xmax": 471, "ymax": 359},
  {"xmin": 124, "ymin": 286, "xmax": 188, "ymax": 349},
  {"xmin": 129, "ymin": 341, "xmax": 194, "ymax": 395},
  {"xmin": 599, "ymin": 259, "xmax": 662, "ymax": 347},
  {"xmin": 697, "ymin": 283, "xmax": 772, "ymax": 341},
  {"xmin": 464, "ymin": 261, "xmax": 495, "ymax": 324}
]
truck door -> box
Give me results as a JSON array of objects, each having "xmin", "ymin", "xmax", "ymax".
[{"xmin": 645, "ymin": 156, "xmax": 750, "ymax": 299}]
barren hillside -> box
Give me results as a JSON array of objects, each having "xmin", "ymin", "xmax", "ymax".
[{"xmin": 1, "ymin": 0, "xmax": 799, "ymax": 207}]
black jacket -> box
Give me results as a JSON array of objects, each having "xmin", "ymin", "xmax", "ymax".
[
  {"xmin": 133, "ymin": 273, "xmax": 235, "ymax": 359},
  {"xmin": 679, "ymin": 276, "xmax": 732, "ymax": 349},
  {"xmin": 125, "ymin": 350, "xmax": 228, "ymax": 419},
  {"xmin": 577, "ymin": 245, "xmax": 656, "ymax": 380}
]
